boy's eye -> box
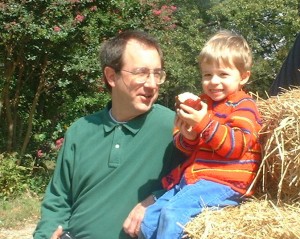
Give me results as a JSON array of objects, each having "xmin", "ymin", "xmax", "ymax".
[{"xmin": 220, "ymin": 72, "xmax": 229, "ymax": 77}]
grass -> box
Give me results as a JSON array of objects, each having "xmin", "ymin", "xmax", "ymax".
[{"xmin": 0, "ymin": 192, "xmax": 41, "ymax": 229}]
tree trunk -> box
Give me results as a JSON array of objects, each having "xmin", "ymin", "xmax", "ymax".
[
  {"xmin": 20, "ymin": 55, "xmax": 48, "ymax": 156},
  {"xmin": 12, "ymin": 56, "xmax": 25, "ymax": 150},
  {"xmin": 2, "ymin": 45, "xmax": 16, "ymax": 153}
]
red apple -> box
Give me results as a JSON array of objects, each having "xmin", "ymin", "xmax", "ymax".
[{"xmin": 175, "ymin": 92, "xmax": 202, "ymax": 110}]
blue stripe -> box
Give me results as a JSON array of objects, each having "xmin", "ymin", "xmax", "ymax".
[
  {"xmin": 215, "ymin": 112, "xmax": 227, "ymax": 118},
  {"xmin": 225, "ymin": 128, "xmax": 235, "ymax": 158},
  {"xmin": 234, "ymin": 107, "xmax": 262, "ymax": 124}
]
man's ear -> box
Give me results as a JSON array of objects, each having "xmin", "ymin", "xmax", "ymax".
[
  {"xmin": 104, "ymin": 66, "xmax": 117, "ymax": 88},
  {"xmin": 240, "ymin": 70, "xmax": 251, "ymax": 87}
]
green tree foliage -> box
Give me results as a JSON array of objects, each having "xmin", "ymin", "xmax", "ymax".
[
  {"xmin": 148, "ymin": 1, "xmax": 207, "ymax": 107},
  {"xmin": 205, "ymin": 0, "xmax": 300, "ymax": 93},
  {"xmin": 152, "ymin": 0, "xmax": 300, "ymax": 103},
  {"xmin": 0, "ymin": 0, "xmax": 151, "ymax": 155},
  {"xmin": 1, "ymin": 0, "xmax": 300, "ymax": 197}
]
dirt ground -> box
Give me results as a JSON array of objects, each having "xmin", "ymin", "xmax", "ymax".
[{"xmin": 0, "ymin": 223, "xmax": 36, "ymax": 239}]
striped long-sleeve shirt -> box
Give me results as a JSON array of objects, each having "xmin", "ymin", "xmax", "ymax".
[{"xmin": 162, "ymin": 91, "xmax": 262, "ymax": 195}]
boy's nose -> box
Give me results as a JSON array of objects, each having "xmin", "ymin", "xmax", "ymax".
[{"xmin": 211, "ymin": 75, "xmax": 221, "ymax": 84}]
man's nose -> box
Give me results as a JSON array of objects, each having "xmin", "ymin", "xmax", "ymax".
[{"xmin": 144, "ymin": 73, "xmax": 158, "ymax": 87}]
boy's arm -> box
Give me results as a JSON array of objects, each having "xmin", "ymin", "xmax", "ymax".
[
  {"xmin": 193, "ymin": 99, "xmax": 261, "ymax": 159},
  {"xmin": 173, "ymin": 129, "xmax": 200, "ymax": 155}
]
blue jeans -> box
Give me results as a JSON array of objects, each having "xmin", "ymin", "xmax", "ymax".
[{"xmin": 140, "ymin": 179, "xmax": 242, "ymax": 239}]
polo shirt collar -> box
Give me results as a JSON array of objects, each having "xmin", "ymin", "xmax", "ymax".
[{"xmin": 103, "ymin": 102, "xmax": 151, "ymax": 135}]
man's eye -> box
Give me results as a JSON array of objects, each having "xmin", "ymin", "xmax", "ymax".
[
  {"xmin": 153, "ymin": 73, "xmax": 161, "ymax": 78},
  {"xmin": 135, "ymin": 68, "xmax": 149, "ymax": 75},
  {"xmin": 137, "ymin": 71, "xmax": 148, "ymax": 76}
]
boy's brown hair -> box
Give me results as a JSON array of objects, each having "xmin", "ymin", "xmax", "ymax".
[{"xmin": 199, "ymin": 30, "xmax": 252, "ymax": 74}]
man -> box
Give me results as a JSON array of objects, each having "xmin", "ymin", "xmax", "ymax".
[
  {"xmin": 33, "ymin": 30, "xmax": 182, "ymax": 239},
  {"xmin": 269, "ymin": 33, "xmax": 300, "ymax": 95}
]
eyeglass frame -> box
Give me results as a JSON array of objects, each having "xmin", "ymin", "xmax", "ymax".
[{"xmin": 118, "ymin": 67, "xmax": 167, "ymax": 85}]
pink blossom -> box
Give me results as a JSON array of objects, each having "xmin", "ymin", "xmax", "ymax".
[
  {"xmin": 55, "ymin": 138, "xmax": 64, "ymax": 150},
  {"xmin": 4, "ymin": 24, "xmax": 10, "ymax": 30},
  {"xmin": 98, "ymin": 86, "xmax": 104, "ymax": 92},
  {"xmin": 90, "ymin": 6, "xmax": 97, "ymax": 11},
  {"xmin": 4, "ymin": 21, "xmax": 17, "ymax": 30},
  {"xmin": 53, "ymin": 26, "xmax": 61, "ymax": 32},
  {"xmin": 170, "ymin": 6, "xmax": 177, "ymax": 11},
  {"xmin": 37, "ymin": 150, "xmax": 43, "ymax": 158},
  {"xmin": 163, "ymin": 16, "xmax": 172, "ymax": 22},
  {"xmin": 152, "ymin": 9, "xmax": 161, "ymax": 16},
  {"xmin": 75, "ymin": 14, "xmax": 85, "ymax": 23},
  {"xmin": 168, "ymin": 24, "xmax": 177, "ymax": 29}
]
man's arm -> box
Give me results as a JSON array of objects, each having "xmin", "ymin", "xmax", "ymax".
[
  {"xmin": 34, "ymin": 135, "xmax": 73, "ymax": 239},
  {"xmin": 123, "ymin": 195, "xmax": 155, "ymax": 238}
]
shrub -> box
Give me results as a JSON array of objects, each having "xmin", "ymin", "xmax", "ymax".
[
  {"xmin": 0, "ymin": 153, "xmax": 51, "ymax": 199},
  {"xmin": 0, "ymin": 153, "xmax": 29, "ymax": 199}
]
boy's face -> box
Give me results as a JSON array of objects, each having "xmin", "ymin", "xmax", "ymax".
[{"xmin": 200, "ymin": 61, "xmax": 250, "ymax": 102}]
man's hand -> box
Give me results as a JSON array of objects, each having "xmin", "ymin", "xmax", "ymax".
[
  {"xmin": 50, "ymin": 225, "xmax": 63, "ymax": 239},
  {"xmin": 123, "ymin": 195, "xmax": 155, "ymax": 238}
]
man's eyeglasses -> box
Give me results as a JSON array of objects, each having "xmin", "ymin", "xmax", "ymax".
[{"xmin": 121, "ymin": 67, "xmax": 166, "ymax": 85}]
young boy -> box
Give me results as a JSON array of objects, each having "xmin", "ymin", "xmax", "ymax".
[{"xmin": 140, "ymin": 30, "xmax": 262, "ymax": 239}]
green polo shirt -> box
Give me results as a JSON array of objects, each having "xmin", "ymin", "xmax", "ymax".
[{"xmin": 33, "ymin": 103, "xmax": 183, "ymax": 239}]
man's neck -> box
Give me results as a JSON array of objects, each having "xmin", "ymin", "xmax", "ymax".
[{"xmin": 109, "ymin": 109, "xmax": 128, "ymax": 123}]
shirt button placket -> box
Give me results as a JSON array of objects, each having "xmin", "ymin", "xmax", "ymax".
[{"xmin": 108, "ymin": 125, "xmax": 123, "ymax": 167}]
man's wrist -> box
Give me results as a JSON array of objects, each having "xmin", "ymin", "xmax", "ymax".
[
  {"xmin": 141, "ymin": 195, "xmax": 156, "ymax": 207},
  {"xmin": 152, "ymin": 194, "xmax": 157, "ymax": 202}
]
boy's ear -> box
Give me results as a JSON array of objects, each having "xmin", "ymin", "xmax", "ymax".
[
  {"xmin": 240, "ymin": 71, "xmax": 251, "ymax": 87},
  {"xmin": 104, "ymin": 66, "xmax": 117, "ymax": 88}
]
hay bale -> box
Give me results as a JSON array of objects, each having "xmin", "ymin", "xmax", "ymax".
[
  {"xmin": 253, "ymin": 87, "xmax": 300, "ymax": 203},
  {"xmin": 183, "ymin": 200, "xmax": 300, "ymax": 239}
]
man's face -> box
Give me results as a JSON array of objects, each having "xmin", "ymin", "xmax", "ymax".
[{"xmin": 111, "ymin": 40, "xmax": 163, "ymax": 121}]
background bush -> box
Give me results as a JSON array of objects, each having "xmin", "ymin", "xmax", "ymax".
[{"xmin": 0, "ymin": 153, "xmax": 51, "ymax": 198}]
